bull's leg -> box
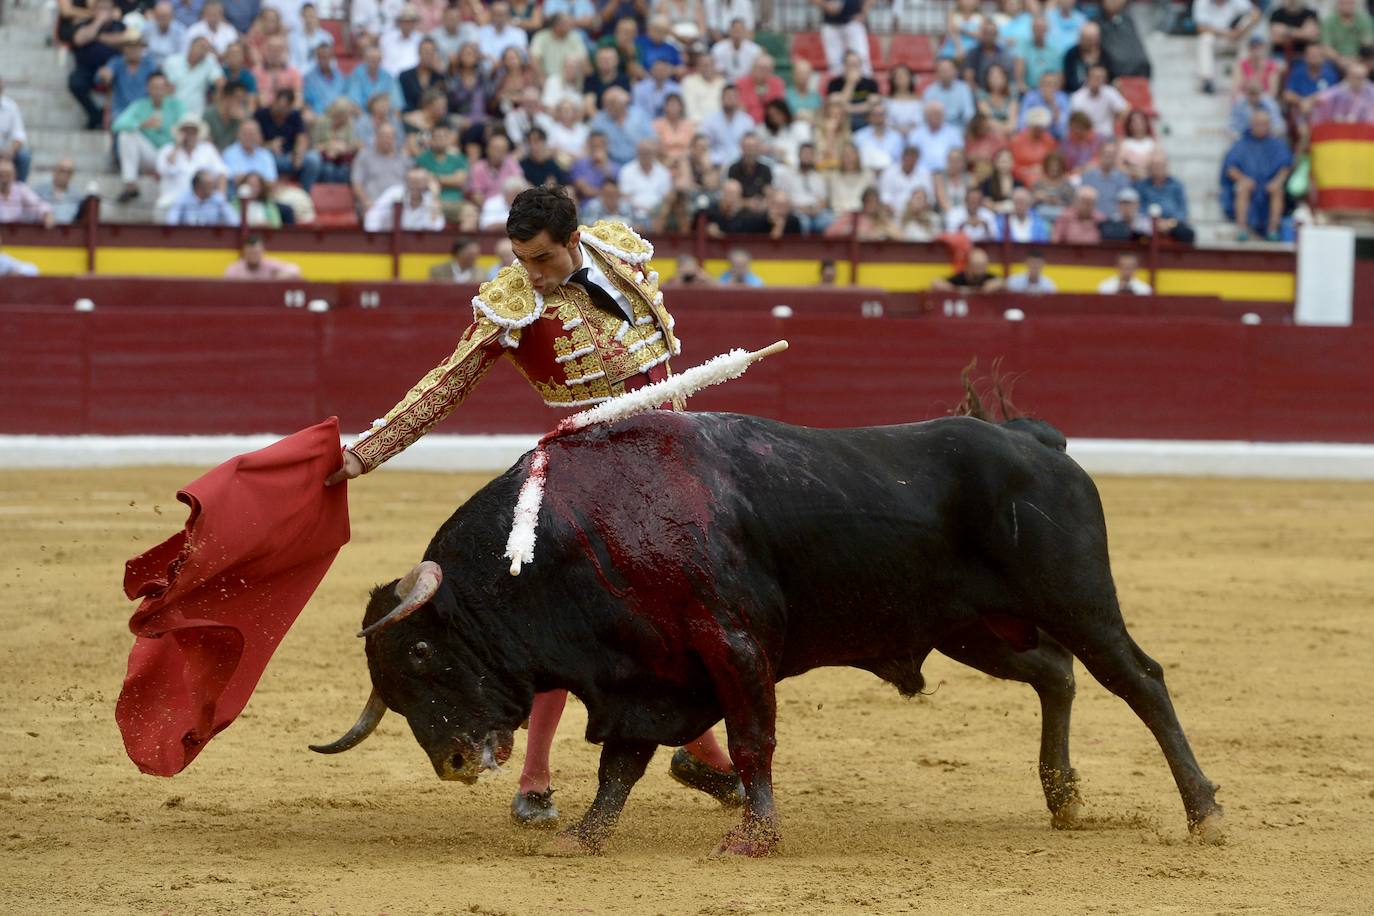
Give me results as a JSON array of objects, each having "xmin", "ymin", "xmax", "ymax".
[
  {"xmin": 704, "ymin": 643, "xmax": 781, "ymax": 857},
  {"xmin": 541, "ymin": 739, "xmax": 656, "ymax": 856},
  {"xmin": 936, "ymin": 625, "xmax": 1083, "ymax": 828}
]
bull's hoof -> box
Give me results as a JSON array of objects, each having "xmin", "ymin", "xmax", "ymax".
[
  {"xmin": 1189, "ymin": 809, "xmax": 1227, "ymax": 845},
  {"xmin": 669, "ymin": 748, "xmax": 745, "ymax": 808},
  {"xmin": 1050, "ymin": 797, "xmax": 1084, "ymax": 830},
  {"xmin": 537, "ymin": 830, "xmax": 601, "ymax": 857},
  {"xmin": 511, "ymin": 788, "xmax": 560, "ymax": 828},
  {"xmin": 710, "ymin": 825, "xmax": 779, "ymax": 859}
]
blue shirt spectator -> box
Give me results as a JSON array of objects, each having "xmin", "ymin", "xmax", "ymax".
[
  {"xmin": 589, "ymin": 98, "xmax": 653, "ymax": 167},
  {"xmin": 171, "ymin": 0, "xmax": 205, "ymax": 28},
  {"xmin": 304, "ymin": 57, "xmax": 349, "ymax": 114},
  {"xmin": 346, "ymin": 57, "xmax": 405, "ymax": 113},
  {"xmin": 1135, "ymin": 173, "xmax": 1189, "ymax": 223},
  {"xmin": 223, "ymin": 140, "xmax": 278, "ymax": 181},
  {"xmin": 636, "ymin": 33, "xmax": 682, "ymax": 72},
  {"xmin": 699, "ymin": 97, "xmax": 755, "ymax": 166},
  {"xmin": 569, "ymin": 154, "xmax": 619, "ymax": 197},
  {"xmin": 921, "ymin": 72, "xmax": 977, "ymax": 132},
  {"xmin": 1018, "ymin": 86, "xmax": 1071, "ymax": 138},
  {"xmin": 906, "ymin": 120, "xmax": 965, "ymax": 172},
  {"xmin": 630, "ymin": 74, "xmax": 682, "ymax": 120},
  {"xmin": 1229, "ymin": 91, "xmax": 1283, "ymax": 139},
  {"xmin": 108, "ymin": 52, "xmax": 159, "ymax": 119},
  {"xmin": 1046, "ymin": 3, "xmax": 1088, "ymax": 52},
  {"xmin": 144, "ymin": 18, "xmax": 187, "ymax": 67},
  {"xmin": 1284, "ymin": 55, "xmax": 1340, "ymax": 99},
  {"xmin": 166, "ymin": 184, "xmax": 240, "ymax": 225},
  {"xmin": 220, "ymin": 0, "xmax": 261, "ymax": 35}
]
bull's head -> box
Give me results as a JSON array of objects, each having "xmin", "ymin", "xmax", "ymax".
[{"xmin": 310, "ymin": 560, "xmax": 522, "ymax": 783}]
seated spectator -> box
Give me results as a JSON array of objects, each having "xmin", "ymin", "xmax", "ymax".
[
  {"xmin": 1118, "ymin": 110, "xmax": 1158, "ymax": 179},
  {"xmin": 1070, "ymin": 65, "xmax": 1127, "ymax": 138},
  {"xmin": 304, "ymin": 43, "xmax": 348, "ymax": 116},
  {"xmin": 853, "ymin": 104, "xmax": 906, "ymax": 170},
  {"xmin": 827, "ymin": 50, "xmax": 881, "ymax": 131},
  {"xmin": 502, "ymin": 0, "xmax": 542, "ymax": 34},
  {"xmin": 155, "ymin": 113, "xmax": 226, "ymax": 217},
  {"xmin": 682, "ymin": 51, "xmax": 726, "ymax": 122},
  {"xmin": 706, "ymin": 178, "xmax": 768, "ymax": 235},
  {"xmin": 667, "ymin": 252, "xmax": 715, "ymax": 287},
  {"xmin": 1221, "ymin": 108, "xmax": 1292, "ymax": 240},
  {"xmin": 0, "ymin": 77, "xmax": 30, "ymax": 183},
  {"xmin": 289, "ymin": 4, "xmax": 334, "ymax": 72},
  {"xmin": 700, "ymin": 85, "xmax": 755, "ymax": 166},
  {"xmin": 220, "ymin": 42, "xmax": 260, "ymax": 108},
  {"xmin": 677, "ymin": 131, "xmax": 722, "ymax": 195},
  {"xmin": 618, "ymin": 138, "xmax": 672, "ymax": 223},
  {"xmin": 1322, "ymin": 0, "xmax": 1374, "ymax": 69},
  {"xmin": 382, "ymin": 5, "xmax": 426, "ymax": 75},
  {"xmin": 711, "ymin": 18, "xmax": 761, "ymax": 83},
  {"xmin": 898, "ymin": 187, "xmax": 943, "ymax": 242},
  {"xmin": 0, "ymin": 158, "xmax": 54, "ymax": 226},
  {"xmin": 244, "ymin": 8, "xmax": 287, "ymax": 69},
  {"xmin": 164, "ymin": 36, "xmax": 225, "ymax": 117},
  {"xmin": 570, "ymin": 130, "xmax": 620, "ymax": 200},
  {"xmin": 366, "ymin": 167, "xmax": 448, "ymax": 231},
  {"xmin": 1047, "ymin": 0, "xmax": 1088, "ymax": 55},
  {"xmin": 964, "ymin": 19, "xmax": 1014, "ymax": 91},
  {"xmin": 1019, "ymin": 16, "xmax": 1061, "ymax": 94},
  {"xmin": 113, "ymin": 72, "xmax": 186, "ymax": 203},
  {"xmin": 403, "ymin": 86, "xmax": 453, "ymax": 140},
  {"xmin": 477, "ymin": 2, "xmax": 530, "ymax": 65},
  {"xmin": 763, "ymin": 187, "xmax": 801, "ymax": 239},
  {"xmin": 546, "ymin": 99, "xmax": 591, "ymax": 164},
  {"xmin": 980, "ymin": 148, "xmax": 1022, "ymax": 206},
  {"xmin": 736, "ymin": 54, "xmax": 784, "ymax": 124},
  {"xmin": 1135, "ymin": 152, "xmax": 1197, "ymax": 244},
  {"xmin": 818, "ymin": 258, "xmax": 838, "ymax": 285},
  {"xmin": 398, "ymin": 39, "xmax": 445, "ymax": 113},
  {"xmin": 978, "ymin": 63, "xmax": 1019, "ymax": 135},
  {"xmin": 1032, "ymin": 150, "xmax": 1075, "ymax": 221},
  {"xmin": 585, "ymin": 46, "xmax": 631, "ymax": 112},
  {"xmin": 1018, "ymin": 71, "xmax": 1070, "ymax": 139},
  {"xmin": 206, "ymin": 83, "xmax": 248, "ymax": 151},
  {"xmin": 907, "ymin": 99, "xmax": 965, "ymax": 173},
  {"xmin": 1230, "ymin": 79, "xmax": 1281, "ymax": 139},
  {"xmin": 705, "ymin": 1, "xmax": 755, "ymax": 44},
  {"xmin": 1052, "ymin": 184, "xmax": 1103, "ymax": 243},
  {"xmin": 877, "ymin": 146, "xmax": 933, "ymax": 216},
  {"xmin": 0, "ymin": 231, "xmax": 39, "ymax": 275},
  {"xmin": 429, "ymin": 237, "xmax": 481, "ymax": 282},
  {"xmin": 824, "ymin": 185, "xmax": 899, "ymax": 240},
  {"xmin": 633, "ymin": 59, "xmax": 684, "ymax": 120},
  {"xmin": 255, "ymin": 88, "xmax": 320, "ymax": 190},
  {"xmin": 774, "ymin": 142, "xmax": 832, "ymax": 235},
  {"xmin": 102, "ymin": 32, "xmax": 158, "ymax": 124},
  {"xmin": 220, "ymin": 0, "xmax": 262, "ymax": 35},
  {"xmin": 1194, "ymin": 0, "xmax": 1262, "ymax": 94},
  {"xmin": 582, "ymin": 177, "xmax": 635, "ymax": 224},
  {"xmin": 1059, "ymin": 109, "xmax": 1102, "ymax": 172},
  {"xmin": 542, "ymin": 55, "xmax": 587, "ymax": 111},
  {"xmin": 145, "ymin": 2, "xmax": 188, "ymax": 68},
  {"xmin": 963, "ymin": 113, "xmax": 1008, "ymax": 171},
  {"xmin": 591, "ymin": 87, "xmax": 654, "ymax": 167},
  {"xmin": 1235, "ymin": 35, "xmax": 1281, "ymax": 99},
  {"xmin": 1063, "ymin": 21, "xmax": 1109, "ymax": 95},
  {"xmin": 923, "ymin": 58, "xmax": 977, "ymax": 132},
  {"xmin": 998, "ymin": 0, "xmax": 1035, "ymax": 48},
  {"xmin": 185, "ymin": 2, "xmax": 239, "ymax": 57},
  {"xmin": 812, "ymin": 92, "xmax": 853, "ymax": 169},
  {"xmin": 1269, "ymin": 0, "xmax": 1321, "ymax": 60},
  {"xmin": 531, "ymin": 13, "xmax": 588, "ymax": 84},
  {"xmin": 486, "ymin": 238, "xmax": 515, "ymax": 279},
  {"xmin": 519, "ymin": 127, "xmax": 569, "ymax": 189},
  {"xmin": 934, "ymin": 148, "xmax": 973, "ymax": 213},
  {"xmin": 1099, "ymin": 187, "xmax": 1151, "ymax": 242},
  {"xmin": 885, "ymin": 64, "xmax": 925, "ymax": 135},
  {"xmin": 447, "ymin": 42, "xmax": 491, "ymax": 147},
  {"xmin": 1080, "ymin": 139, "xmax": 1132, "ymax": 207},
  {"xmin": 467, "ymin": 131, "xmax": 522, "ymax": 204},
  {"xmin": 1005, "ymin": 248, "xmax": 1057, "ymax": 293},
  {"xmin": 225, "ymin": 234, "xmax": 301, "ymax": 278},
  {"xmin": 1283, "ymin": 42, "xmax": 1342, "ymax": 132},
  {"xmin": 637, "ymin": 14, "xmax": 683, "ymax": 73},
  {"xmin": 223, "ymin": 118, "xmax": 278, "ymax": 191},
  {"xmin": 759, "ymin": 98, "xmax": 811, "ymax": 170},
  {"xmin": 826, "ymin": 141, "xmax": 870, "ymax": 217},
  {"xmin": 68, "ymin": 0, "xmax": 128, "ymax": 130},
  {"xmin": 166, "ymin": 168, "xmax": 240, "ymax": 225},
  {"xmin": 1310, "ymin": 62, "xmax": 1374, "ymax": 125},
  {"xmin": 931, "ymin": 247, "xmax": 1004, "ymax": 293},
  {"xmin": 35, "ymin": 159, "xmax": 83, "ymax": 224},
  {"xmin": 944, "ymin": 185, "xmax": 1000, "ymax": 240},
  {"xmin": 1097, "ymin": 251, "xmax": 1152, "ymax": 294},
  {"xmin": 414, "ymin": 123, "xmax": 468, "ymax": 221},
  {"xmin": 351, "ymin": 122, "xmax": 410, "ymax": 214},
  {"xmin": 720, "ymin": 247, "xmax": 764, "ymax": 286},
  {"xmin": 430, "ymin": 3, "xmax": 476, "ymax": 69},
  {"xmin": 307, "ymin": 97, "xmax": 360, "ymax": 184},
  {"xmin": 653, "ymin": 93, "xmax": 697, "ymax": 165},
  {"xmin": 347, "ymin": 44, "xmax": 405, "ymax": 113},
  {"xmin": 1098, "ymin": 0, "xmax": 1152, "ymax": 78},
  {"xmin": 1009, "ymin": 106, "xmax": 1058, "ymax": 185}
]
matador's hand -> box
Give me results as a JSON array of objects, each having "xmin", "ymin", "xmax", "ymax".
[{"xmin": 325, "ymin": 449, "xmax": 364, "ymax": 487}]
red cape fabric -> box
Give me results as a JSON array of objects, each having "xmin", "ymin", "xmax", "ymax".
[{"xmin": 116, "ymin": 419, "xmax": 350, "ymax": 776}]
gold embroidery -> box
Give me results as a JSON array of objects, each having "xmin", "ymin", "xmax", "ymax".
[{"xmin": 474, "ymin": 265, "xmax": 540, "ymax": 326}]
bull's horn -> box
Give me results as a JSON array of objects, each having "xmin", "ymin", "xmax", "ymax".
[
  {"xmin": 357, "ymin": 560, "xmax": 443, "ymax": 638},
  {"xmin": 309, "ymin": 687, "xmax": 387, "ymax": 754}
]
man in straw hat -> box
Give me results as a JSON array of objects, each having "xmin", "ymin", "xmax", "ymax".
[{"xmin": 155, "ymin": 112, "xmax": 227, "ymax": 220}]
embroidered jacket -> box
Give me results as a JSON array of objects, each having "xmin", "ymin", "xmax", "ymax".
[{"xmin": 349, "ymin": 220, "xmax": 680, "ymax": 472}]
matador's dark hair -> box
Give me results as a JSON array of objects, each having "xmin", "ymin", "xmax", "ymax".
[{"xmin": 506, "ymin": 186, "xmax": 578, "ymax": 244}]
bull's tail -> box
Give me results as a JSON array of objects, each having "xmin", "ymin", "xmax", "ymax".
[{"xmin": 953, "ymin": 359, "xmax": 1066, "ymax": 452}]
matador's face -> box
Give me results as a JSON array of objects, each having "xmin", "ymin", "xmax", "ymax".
[{"xmin": 511, "ymin": 229, "xmax": 582, "ymax": 295}]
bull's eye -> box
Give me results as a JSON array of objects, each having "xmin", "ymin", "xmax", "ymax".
[{"xmin": 409, "ymin": 641, "xmax": 433, "ymax": 671}]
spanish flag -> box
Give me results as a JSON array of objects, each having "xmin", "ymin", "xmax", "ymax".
[{"xmin": 1311, "ymin": 123, "xmax": 1374, "ymax": 213}]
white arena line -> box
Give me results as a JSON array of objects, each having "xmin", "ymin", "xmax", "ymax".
[{"xmin": 1, "ymin": 435, "xmax": 1373, "ymax": 480}]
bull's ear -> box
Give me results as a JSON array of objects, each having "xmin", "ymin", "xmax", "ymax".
[{"xmin": 430, "ymin": 579, "xmax": 459, "ymax": 621}]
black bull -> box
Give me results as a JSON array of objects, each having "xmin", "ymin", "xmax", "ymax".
[{"xmin": 314, "ymin": 411, "xmax": 1223, "ymax": 856}]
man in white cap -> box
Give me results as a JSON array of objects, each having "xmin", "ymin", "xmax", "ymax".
[
  {"xmin": 381, "ymin": 4, "xmax": 426, "ymax": 75},
  {"xmin": 156, "ymin": 113, "xmax": 228, "ymax": 221},
  {"xmin": 1099, "ymin": 186, "xmax": 1151, "ymax": 242}
]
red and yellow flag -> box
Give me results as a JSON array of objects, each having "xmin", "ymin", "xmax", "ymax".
[{"xmin": 1311, "ymin": 123, "xmax": 1374, "ymax": 213}]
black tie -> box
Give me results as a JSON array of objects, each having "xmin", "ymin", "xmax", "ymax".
[{"xmin": 570, "ymin": 266, "xmax": 625, "ymax": 319}]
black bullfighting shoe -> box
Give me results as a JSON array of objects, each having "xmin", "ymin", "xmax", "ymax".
[
  {"xmin": 669, "ymin": 748, "xmax": 746, "ymax": 808},
  {"xmin": 511, "ymin": 787, "xmax": 560, "ymax": 828}
]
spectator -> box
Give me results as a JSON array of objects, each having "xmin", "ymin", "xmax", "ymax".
[
  {"xmin": 220, "ymin": 41, "xmax": 260, "ymax": 106},
  {"xmin": 1322, "ymin": 0, "xmax": 1374, "ymax": 69},
  {"xmin": 223, "ymin": 118, "xmax": 278, "ymax": 189},
  {"xmin": 546, "ymin": 98, "xmax": 591, "ymax": 163},
  {"xmin": 477, "ymin": 2, "xmax": 530, "ymax": 64},
  {"xmin": 978, "ymin": 63, "xmax": 1019, "ymax": 135},
  {"xmin": 164, "ymin": 36, "xmax": 226, "ymax": 117},
  {"xmin": 827, "ymin": 50, "xmax": 881, "ymax": 131},
  {"xmin": 103, "ymin": 33, "xmax": 158, "ymax": 123},
  {"xmin": 812, "ymin": 92, "xmax": 853, "ymax": 168},
  {"xmin": 155, "ymin": 113, "xmax": 227, "ymax": 217},
  {"xmin": 1062, "ymin": 20, "xmax": 1108, "ymax": 94},
  {"xmin": 0, "ymin": 77, "xmax": 31, "ymax": 183},
  {"xmin": 1019, "ymin": 16, "xmax": 1061, "ymax": 94},
  {"xmin": 1135, "ymin": 152, "xmax": 1196, "ymax": 244},
  {"xmin": 165, "ymin": 167, "xmax": 239, "ymax": 225},
  {"xmin": 922, "ymin": 58, "xmax": 977, "ymax": 132},
  {"xmin": 877, "ymin": 145, "xmax": 932, "ymax": 215},
  {"xmin": 1097, "ymin": 0, "xmax": 1152, "ymax": 78},
  {"xmin": 736, "ymin": 54, "xmax": 784, "ymax": 124},
  {"xmin": 447, "ymin": 42, "xmax": 491, "ymax": 147},
  {"xmin": 711, "ymin": 17, "xmax": 761, "ymax": 83},
  {"xmin": 1097, "ymin": 251, "xmax": 1152, "ymax": 294},
  {"xmin": 932, "ymin": 247, "xmax": 1004, "ymax": 293},
  {"xmin": 309, "ymin": 96, "xmax": 362, "ymax": 184},
  {"xmin": 1031, "ymin": 150, "xmax": 1074, "ymax": 221},
  {"xmin": 1099, "ymin": 186, "xmax": 1151, "ymax": 241},
  {"xmin": 759, "ymin": 98, "xmax": 811, "ymax": 169},
  {"xmin": 818, "ymin": 258, "xmax": 838, "ymax": 285},
  {"xmin": 853, "ymin": 104, "xmax": 905, "ymax": 170},
  {"xmin": 0, "ymin": 159, "xmax": 53, "ymax": 226},
  {"xmin": 1311, "ymin": 62, "xmax": 1374, "ymax": 125},
  {"xmin": 1019, "ymin": 71, "xmax": 1070, "ymax": 139},
  {"xmin": 933, "ymin": 147, "xmax": 973, "ymax": 213},
  {"xmin": 254, "ymin": 35, "xmax": 303, "ymax": 108},
  {"xmin": 220, "ymin": 0, "xmax": 263, "ymax": 35},
  {"xmin": 1195, "ymin": 0, "xmax": 1262, "ymax": 94},
  {"xmin": 1118, "ymin": 110, "xmax": 1158, "ymax": 178},
  {"xmin": 706, "ymin": 178, "xmax": 768, "ymax": 235},
  {"xmin": 205, "ymin": 83, "xmax": 248, "ymax": 150},
  {"xmin": 1046, "ymin": 0, "xmax": 1087, "ymax": 54},
  {"xmin": 255, "ymin": 88, "xmax": 320, "ymax": 190},
  {"xmin": 1052, "ymin": 184, "xmax": 1103, "ymax": 243},
  {"xmin": 907, "ymin": 99, "xmax": 965, "ymax": 173},
  {"xmin": 637, "ymin": 15, "xmax": 683, "ymax": 73},
  {"xmin": 826, "ymin": 140, "xmax": 870, "ymax": 216},
  {"xmin": 365, "ymin": 166, "xmax": 447, "ymax": 231},
  {"xmin": 824, "ymin": 184, "xmax": 897, "ymax": 239},
  {"xmin": 942, "ymin": 0, "xmax": 986, "ymax": 61},
  {"xmin": 1222, "ymin": 108, "xmax": 1291, "ymax": 240},
  {"xmin": 965, "ymin": 19, "xmax": 1015, "ymax": 91},
  {"xmin": 1080, "ymin": 139, "xmax": 1132, "ymax": 205},
  {"xmin": 429, "ymin": 236, "xmax": 482, "ymax": 282},
  {"xmin": 597, "ymin": 15, "xmax": 642, "ymax": 80},
  {"xmin": 633, "ymin": 58, "xmax": 684, "ymax": 120},
  {"xmin": 430, "ymin": 3, "xmax": 477, "ymax": 68},
  {"xmin": 653, "ymin": 93, "xmax": 697, "ymax": 164},
  {"xmin": 585, "ymin": 46, "xmax": 631, "ymax": 112},
  {"xmin": 884, "ymin": 64, "xmax": 924, "ymax": 135},
  {"xmin": 1005, "ymin": 248, "xmax": 1057, "ymax": 293},
  {"xmin": 69, "ymin": 0, "xmax": 128, "ymax": 130},
  {"xmin": 382, "ymin": 5, "xmax": 427, "ymax": 75},
  {"xmin": 1268, "ymin": 0, "xmax": 1321, "ymax": 59},
  {"xmin": 400, "ymin": 40, "xmax": 447, "ymax": 113},
  {"xmin": 944, "ymin": 185, "xmax": 1000, "ymax": 240},
  {"xmin": 668, "ymin": 252, "xmax": 714, "ymax": 286},
  {"xmin": 467, "ymin": 131, "xmax": 522, "ymax": 204},
  {"xmin": 570, "ymin": 130, "xmax": 620, "ymax": 200},
  {"xmin": 998, "ymin": 0, "xmax": 1035, "ymax": 48},
  {"xmin": 486, "ymin": 237, "xmax": 515, "ymax": 279},
  {"xmin": 681, "ymin": 52, "xmax": 725, "ymax": 122},
  {"xmin": 720, "ymin": 246, "xmax": 764, "ymax": 286},
  {"xmin": 1235, "ymin": 34, "xmax": 1281, "ymax": 99},
  {"xmin": 591, "ymin": 86, "xmax": 654, "ymax": 166},
  {"xmin": 144, "ymin": 2, "xmax": 188, "ymax": 67},
  {"xmin": 1010, "ymin": 106, "xmax": 1058, "ymax": 185},
  {"xmin": 1070, "ymin": 64, "xmax": 1128, "ymax": 138},
  {"xmin": 289, "ymin": 4, "xmax": 334, "ymax": 72},
  {"xmin": 700, "ymin": 84, "xmax": 755, "ymax": 166},
  {"xmin": 408, "ymin": 123, "xmax": 463, "ymax": 220},
  {"xmin": 243, "ymin": 7, "xmax": 285, "ymax": 68},
  {"xmin": 762, "ymin": 187, "xmax": 801, "ymax": 239},
  {"xmin": 963, "ymin": 112, "xmax": 1007, "ymax": 169},
  {"xmin": 169, "ymin": 0, "xmax": 205, "ymax": 30},
  {"xmin": 0, "ymin": 231, "xmax": 39, "ymax": 276},
  {"xmin": 542, "ymin": 54, "xmax": 588, "ymax": 111},
  {"xmin": 1283, "ymin": 42, "xmax": 1342, "ymax": 128},
  {"xmin": 225, "ymin": 233, "xmax": 302, "ymax": 278},
  {"xmin": 504, "ymin": 0, "xmax": 544, "ymax": 34},
  {"xmin": 726, "ymin": 132, "xmax": 772, "ymax": 203},
  {"xmin": 531, "ymin": 14, "xmax": 588, "ymax": 83},
  {"xmin": 112, "ymin": 72, "xmax": 186, "ymax": 203},
  {"xmin": 580, "ymin": 178, "xmax": 634, "ymax": 224},
  {"xmin": 812, "ymin": 0, "xmax": 873, "ymax": 76},
  {"xmin": 776, "ymin": 142, "xmax": 832, "ymax": 234},
  {"xmin": 304, "ymin": 43, "xmax": 348, "ymax": 115},
  {"xmin": 35, "ymin": 159, "xmax": 84, "ymax": 224},
  {"xmin": 787, "ymin": 57, "xmax": 822, "ymax": 121},
  {"xmin": 980, "ymin": 148, "xmax": 1021, "ymax": 205},
  {"xmin": 618, "ymin": 138, "xmax": 672, "ymax": 222},
  {"xmin": 185, "ymin": 2, "xmax": 239, "ymax": 57},
  {"xmin": 1059, "ymin": 109, "xmax": 1101, "ymax": 172},
  {"xmin": 704, "ymin": 1, "xmax": 755, "ymax": 43},
  {"xmin": 520, "ymin": 126, "xmax": 571, "ymax": 188},
  {"xmin": 898, "ymin": 187, "xmax": 942, "ymax": 241},
  {"xmin": 347, "ymin": 44, "xmax": 405, "ymax": 113}
]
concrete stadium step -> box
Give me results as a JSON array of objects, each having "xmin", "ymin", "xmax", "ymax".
[{"xmin": 0, "ymin": 45, "xmax": 63, "ymax": 71}]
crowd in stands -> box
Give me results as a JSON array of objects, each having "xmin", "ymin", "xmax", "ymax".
[{"xmin": 0, "ymin": 0, "xmax": 1370, "ymax": 253}]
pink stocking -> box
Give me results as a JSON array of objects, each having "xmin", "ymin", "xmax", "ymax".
[
  {"xmin": 682, "ymin": 728, "xmax": 734, "ymax": 773},
  {"xmin": 519, "ymin": 689, "xmax": 567, "ymax": 793}
]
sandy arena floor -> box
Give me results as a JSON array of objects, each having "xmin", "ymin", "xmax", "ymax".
[{"xmin": 3, "ymin": 467, "xmax": 1372, "ymax": 914}]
